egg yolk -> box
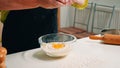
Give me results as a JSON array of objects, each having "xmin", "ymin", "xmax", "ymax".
[{"xmin": 52, "ymin": 43, "xmax": 65, "ymax": 49}]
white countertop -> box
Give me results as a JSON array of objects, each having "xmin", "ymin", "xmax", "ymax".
[{"xmin": 6, "ymin": 37, "xmax": 120, "ymax": 68}]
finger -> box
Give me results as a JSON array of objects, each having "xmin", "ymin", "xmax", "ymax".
[
  {"xmin": 57, "ymin": 0, "xmax": 66, "ymax": 5},
  {"xmin": 56, "ymin": 0, "xmax": 69, "ymax": 4},
  {"xmin": 45, "ymin": 1, "xmax": 66, "ymax": 9}
]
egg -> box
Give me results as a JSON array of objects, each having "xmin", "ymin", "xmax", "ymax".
[
  {"xmin": 41, "ymin": 42, "xmax": 71, "ymax": 57},
  {"xmin": 51, "ymin": 42, "xmax": 65, "ymax": 49}
]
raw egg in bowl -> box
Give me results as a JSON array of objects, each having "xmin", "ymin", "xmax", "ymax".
[{"xmin": 38, "ymin": 33, "xmax": 76, "ymax": 57}]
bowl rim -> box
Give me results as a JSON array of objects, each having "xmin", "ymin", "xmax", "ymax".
[{"xmin": 38, "ymin": 33, "xmax": 77, "ymax": 44}]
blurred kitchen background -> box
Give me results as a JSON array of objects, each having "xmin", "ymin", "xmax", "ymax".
[{"xmin": 58, "ymin": 0, "xmax": 120, "ymax": 38}]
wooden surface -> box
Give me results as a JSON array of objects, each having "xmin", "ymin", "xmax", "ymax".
[
  {"xmin": 0, "ymin": 21, "xmax": 3, "ymax": 45},
  {"xmin": 59, "ymin": 27, "xmax": 94, "ymax": 39}
]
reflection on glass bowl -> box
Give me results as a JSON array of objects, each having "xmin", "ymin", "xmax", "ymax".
[{"xmin": 38, "ymin": 33, "xmax": 77, "ymax": 57}]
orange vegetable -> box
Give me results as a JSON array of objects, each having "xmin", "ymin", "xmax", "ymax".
[
  {"xmin": 0, "ymin": 61, "xmax": 6, "ymax": 68},
  {"xmin": 0, "ymin": 46, "xmax": 7, "ymax": 68},
  {"xmin": 0, "ymin": 47, "xmax": 7, "ymax": 55},
  {"xmin": 0, "ymin": 53, "xmax": 5, "ymax": 64}
]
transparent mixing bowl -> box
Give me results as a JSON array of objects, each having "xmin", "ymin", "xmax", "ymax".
[{"xmin": 38, "ymin": 33, "xmax": 77, "ymax": 57}]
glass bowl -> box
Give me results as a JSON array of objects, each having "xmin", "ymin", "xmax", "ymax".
[{"xmin": 38, "ymin": 33, "xmax": 77, "ymax": 57}]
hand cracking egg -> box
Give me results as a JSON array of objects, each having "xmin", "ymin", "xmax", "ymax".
[{"xmin": 41, "ymin": 42, "xmax": 72, "ymax": 57}]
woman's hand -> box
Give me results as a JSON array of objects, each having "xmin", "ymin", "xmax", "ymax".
[
  {"xmin": 0, "ymin": 0, "xmax": 68, "ymax": 10},
  {"xmin": 38, "ymin": 0, "xmax": 68, "ymax": 9},
  {"xmin": 0, "ymin": 0, "xmax": 85, "ymax": 10}
]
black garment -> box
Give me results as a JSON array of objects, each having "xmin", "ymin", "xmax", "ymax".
[{"xmin": 2, "ymin": 7, "xmax": 58, "ymax": 54}]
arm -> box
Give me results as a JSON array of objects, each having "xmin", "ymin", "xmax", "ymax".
[
  {"xmin": 0, "ymin": 0, "xmax": 86, "ymax": 10},
  {"xmin": 0, "ymin": 0, "xmax": 40, "ymax": 10},
  {"xmin": 0, "ymin": 0, "xmax": 67, "ymax": 10}
]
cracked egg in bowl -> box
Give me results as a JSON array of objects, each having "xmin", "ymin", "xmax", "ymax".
[{"xmin": 38, "ymin": 33, "xmax": 76, "ymax": 57}]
